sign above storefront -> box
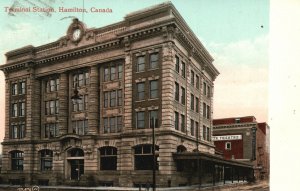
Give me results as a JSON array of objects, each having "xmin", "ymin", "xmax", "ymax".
[{"xmin": 212, "ymin": 135, "xmax": 242, "ymax": 141}]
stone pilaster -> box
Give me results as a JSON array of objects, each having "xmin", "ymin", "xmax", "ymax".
[
  {"xmin": 4, "ymin": 79, "xmax": 10, "ymax": 140},
  {"xmin": 161, "ymin": 42, "xmax": 175, "ymax": 129},
  {"xmin": 88, "ymin": 65, "xmax": 99, "ymax": 135},
  {"xmin": 58, "ymin": 73, "xmax": 68, "ymax": 135},
  {"xmin": 26, "ymin": 68, "xmax": 41, "ymax": 140},
  {"xmin": 123, "ymin": 52, "xmax": 133, "ymax": 131}
]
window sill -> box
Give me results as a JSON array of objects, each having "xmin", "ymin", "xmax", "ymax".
[
  {"xmin": 135, "ymin": 100, "xmax": 146, "ymax": 102},
  {"xmin": 148, "ymin": 98, "xmax": 159, "ymax": 101}
]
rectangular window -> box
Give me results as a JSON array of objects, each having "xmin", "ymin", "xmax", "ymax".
[
  {"xmin": 45, "ymin": 123, "xmax": 58, "ymax": 138},
  {"xmin": 50, "ymin": 100, "xmax": 55, "ymax": 114},
  {"xmin": 150, "ymin": 53, "xmax": 159, "ymax": 69},
  {"xmin": 149, "ymin": 110, "xmax": 158, "ymax": 128},
  {"xmin": 203, "ymin": 103, "xmax": 207, "ymax": 118},
  {"xmin": 175, "ymin": 82, "xmax": 179, "ymax": 101},
  {"xmin": 150, "ymin": 80, "xmax": 158, "ymax": 99},
  {"xmin": 207, "ymin": 105, "xmax": 210, "ymax": 119},
  {"xmin": 206, "ymin": 127, "xmax": 210, "ymax": 141},
  {"xmin": 73, "ymin": 71, "xmax": 89, "ymax": 87},
  {"xmin": 196, "ymin": 97, "xmax": 199, "ymax": 113},
  {"xmin": 137, "ymin": 82, "xmax": 145, "ymax": 100},
  {"xmin": 104, "ymin": 67, "xmax": 109, "ymax": 82},
  {"xmin": 175, "ymin": 56, "xmax": 180, "ymax": 73},
  {"xmin": 207, "ymin": 86, "xmax": 210, "ymax": 97},
  {"xmin": 110, "ymin": 91, "xmax": 116, "ymax": 107},
  {"xmin": 104, "ymin": 118, "xmax": 109, "ymax": 133},
  {"xmin": 84, "ymin": 95, "xmax": 88, "ymax": 110},
  {"xmin": 72, "ymin": 120, "xmax": 88, "ymax": 135},
  {"xmin": 191, "ymin": 70, "xmax": 194, "ymax": 85},
  {"xmin": 191, "ymin": 94, "xmax": 194, "ymax": 110},
  {"xmin": 104, "ymin": 92, "xmax": 109, "ymax": 108},
  {"xmin": 110, "ymin": 117, "xmax": 116, "ymax": 133},
  {"xmin": 225, "ymin": 142, "xmax": 231, "ymax": 150},
  {"xmin": 137, "ymin": 56, "xmax": 145, "ymax": 72},
  {"xmin": 196, "ymin": 75, "xmax": 200, "ymax": 89},
  {"xmin": 174, "ymin": 112, "xmax": 179, "ymax": 130},
  {"xmin": 181, "ymin": 87, "xmax": 185, "ymax": 105},
  {"xmin": 55, "ymin": 100, "xmax": 59, "ymax": 114},
  {"xmin": 19, "ymin": 102, "xmax": 25, "ymax": 116},
  {"xmin": 117, "ymin": 90, "xmax": 122, "ymax": 106},
  {"xmin": 118, "ymin": 64, "xmax": 123, "ymax": 79},
  {"xmin": 12, "ymin": 83, "xmax": 18, "ymax": 95},
  {"xmin": 12, "ymin": 125, "xmax": 18, "ymax": 139},
  {"xmin": 181, "ymin": 114, "xmax": 185, "ymax": 132},
  {"xmin": 117, "ymin": 116, "xmax": 122, "ymax": 132},
  {"xmin": 203, "ymin": 125, "xmax": 207, "ymax": 140},
  {"xmin": 203, "ymin": 82, "xmax": 207, "ymax": 95},
  {"xmin": 50, "ymin": 79, "xmax": 56, "ymax": 91},
  {"xmin": 181, "ymin": 62, "xmax": 185, "ymax": 78},
  {"xmin": 136, "ymin": 112, "xmax": 145, "ymax": 129},
  {"xmin": 195, "ymin": 122, "xmax": 199, "ymax": 139},
  {"xmin": 20, "ymin": 82, "xmax": 26, "ymax": 94},
  {"xmin": 12, "ymin": 103, "xmax": 18, "ymax": 117},
  {"xmin": 110, "ymin": 64, "xmax": 116, "ymax": 80},
  {"xmin": 190, "ymin": 119, "xmax": 194, "ymax": 136},
  {"xmin": 56, "ymin": 78, "xmax": 60, "ymax": 91}
]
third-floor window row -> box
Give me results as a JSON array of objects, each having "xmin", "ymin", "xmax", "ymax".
[
  {"xmin": 45, "ymin": 100, "xmax": 59, "ymax": 115},
  {"xmin": 136, "ymin": 52, "xmax": 159, "ymax": 72},
  {"xmin": 73, "ymin": 94, "xmax": 88, "ymax": 112},
  {"xmin": 11, "ymin": 81, "xmax": 26, "ymax": 95},
  {"xmin": 136, "ymin": 80, "xmax": 159, "ymax": 101},
  {"xmin": 11, "ymin": 102, "xmax": 25, "ymax": 117},
  {"xmin": 175, "ymin": 82, "xmax": 185, "ymax": 105}
]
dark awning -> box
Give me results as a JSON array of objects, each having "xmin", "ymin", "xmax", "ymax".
[{"xmin": 173, "ymin": 151, "xmax": 253, "ymax": 168}]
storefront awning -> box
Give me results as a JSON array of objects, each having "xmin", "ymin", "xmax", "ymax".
[{"xmin": 173, "ymin": 151, "xmax": 253, "ymax": 168}]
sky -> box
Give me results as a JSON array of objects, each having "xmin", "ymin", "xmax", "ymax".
[{"xmin": 0, "ymin": 0, "xmax": 269, "ymax": 152}]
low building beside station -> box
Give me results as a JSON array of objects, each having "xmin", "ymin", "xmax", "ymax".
[{"xmin": 213, "ymin": 116, "xmax": 270, "ymax": 180}]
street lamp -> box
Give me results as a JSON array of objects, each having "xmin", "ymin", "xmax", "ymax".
[{"xmin": 151, "ymin": 117, "xmax": 158, "ymax": 191}]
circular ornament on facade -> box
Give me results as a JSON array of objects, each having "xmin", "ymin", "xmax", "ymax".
[{"xmin": 72, "ymin": 28, "xmax": 82, "ymax": 41}]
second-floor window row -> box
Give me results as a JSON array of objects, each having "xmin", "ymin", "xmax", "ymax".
[
  {"xmin": 103, "ymin": 116, "xmax": 122, "ymax": 133},
  {"xmin": 72, "ymin": 120, "xmax": 88, "ymax": 135},
  {"xmin": 45, "ymin": 123, "xmax": 59, "ymax": 138},
  {"xmin": 11, "ymin": 123, "xmax": 25, "ymax": 139},
  {"xmin": 104, "ymin": 90, "xmax": 122, "ymax": 108}
]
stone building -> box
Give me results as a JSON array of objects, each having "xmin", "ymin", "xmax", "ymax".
[
  {"xmin": 213, "ymin": 116, "xmax": 270, "ymax": 180},
  {"xmin": 0, "ymin": 2, "xmax": 252, "ymax": 187}
]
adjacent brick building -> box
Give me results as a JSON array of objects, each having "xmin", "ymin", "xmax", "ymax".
[{"xmin": 213, "ymin": 116, "xmax": 270, "ymax": 180}]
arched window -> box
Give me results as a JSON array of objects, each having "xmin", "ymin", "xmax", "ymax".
[
  {"xmin": 40, "ymin": 149, "xmax": 53, "ymax": 171},
  {"xmin": 177, "ymin": 145, "xmax": 187, "ymax": 153},
  {"xmin": 99, "ymin": 147, "xmax": 117, "ymax": 170},
  {"xmin": 134, "ymin": 144, "xmax": 159, "ymax": 170},
  {"xmin": 69, "ymin": 148, "xmax": 84, "ymax": 157},
  {"xmin": 11, "ymin": 151, "xmax": 24, "ymax": 171}
]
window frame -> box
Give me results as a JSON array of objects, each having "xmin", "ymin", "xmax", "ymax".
[
  {"xmin": 150, "ymin": 80, "xmax": 158, "ymax": 99},
  {"xmin": 136, "ymin": 111, "xmax": 145, "ymax": 129},
  {"xmin": 137, "ymin": 82, "xmax": 145, "ymax": 101},
  {"xmin": 137, "ymin": 56, "xmax": 145, "ymax": 72},
  {"xmin": 149, "ymin": 53, "xmax": 159, "ymax": 69}
]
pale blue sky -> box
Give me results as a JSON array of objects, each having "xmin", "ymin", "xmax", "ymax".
[{"xmin": 0, "ymin": 0, "xmax": 269, "ymax": 150}]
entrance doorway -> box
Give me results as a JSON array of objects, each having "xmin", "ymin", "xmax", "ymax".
[
  {"xmin": 70, "ymin": 159, "xmax": 84, "ymax": 180},
  {"xmin": 67, "ymin": 148, "xmax": 85, "ymax": 180}
]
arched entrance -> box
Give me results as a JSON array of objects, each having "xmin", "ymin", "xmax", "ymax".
[{"xmin": 67, "ymin": 148, "xmax": 84, "ymax": 180}]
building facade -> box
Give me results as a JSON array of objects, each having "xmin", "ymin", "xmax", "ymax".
[
  {"xmin": 0, "ymin": 2, "xmax": 221, "ymax": 187},
  {"xmin": 213, "ymin": 116, "xmax": 270, "ymax": 180}
]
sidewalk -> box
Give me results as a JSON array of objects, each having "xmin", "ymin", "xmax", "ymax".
[{"xmin": 0, "ymin": 181, "xmax": 269, "ymax": 191}]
